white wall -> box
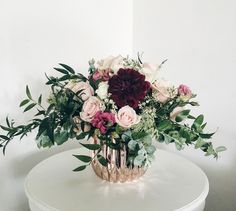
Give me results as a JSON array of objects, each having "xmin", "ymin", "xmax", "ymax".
[
  {"xmin": 1, "ymin": 0, "xmax": 235, "ymax": 210},
  {"xmin": 133, "ymin": 0, "xmax": 236, "ymax": 210},
  {"xmin": 0, "ymin": 0, "xmax": 133, "ymax": 210}
]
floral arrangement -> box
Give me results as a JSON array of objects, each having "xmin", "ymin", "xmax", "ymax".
[{"xmin": 0, "ymin": 55, "xmax": 226, "ymax": 172}]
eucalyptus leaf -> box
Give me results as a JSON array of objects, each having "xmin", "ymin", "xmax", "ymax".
[
  {"xmin": 175, "ymin": 110, "xmax": 190, "ymax": 122},
  {"xmin": 192, "ymin": 114, "xmax": 204, "ymax": 132},
  {"xmin": 54, "ymin": 131, "xmax": 69, "ymax": 145},
  {"xmin": 215, "ymin": 146, "xmax": 227, "ymax": 152},
  {"xmin": 128, "ymin": 140, "xmax": 138, "ymax": 151},
  {"xmin": 134, "ymin": 155, "xmax": 145, "ymax": 167},
  {"xmin": 195, "ymin": 138, "xmax": 205, "ymax": 149},
  {"xmin": 146, "ymin": 145, "xmax": 156, "ymax": 154}
]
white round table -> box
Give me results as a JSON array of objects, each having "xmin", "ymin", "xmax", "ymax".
[{"xmin": 24, "ymin": 148, "xmax": 209, "ymax": 211}]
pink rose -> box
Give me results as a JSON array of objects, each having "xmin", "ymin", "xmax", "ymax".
[
  {"xmin": 178, "ymin": 84, "xmax": 192, "ymax": 101},
  {"xmin": 115, "ymin": 105, "xmax": 141, "ymax": 128},
  {"xmin": 170, "ymin": 107, "xmax": 184, "ymax": 121},
  {"xmin": 80, "ymin": 96, "xmax": 101, "ymax": 122},
  {"xmin": 92, "ymin": 70, "xmax": 110, "ymax": 81},
  {"xmin": 92, "ymin": 71, "xmax": 102, "ymax": 81},
  {"xmin": 65, "ymin": 80, "xmax": 94, "ymax": 101},
  {"xmin": 178, "ymin": 84, "xmax": 192, "ymax": 96},
  {"xmin": 152, "ymin": 80, "xmax": 177, "ymax": 103},
  {"xmin": 91, "ymin": 111, "xmax": 115, "ymax": 134}
]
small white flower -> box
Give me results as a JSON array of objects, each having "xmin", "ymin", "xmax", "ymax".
[{"xmin": 96, "ymin": 82, "xmax": 109, "ymax": 100}]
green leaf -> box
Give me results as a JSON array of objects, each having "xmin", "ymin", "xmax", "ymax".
[
  {"xmin": 97, "ymin": 154, "xmax": 108, "ymax": 166},
  {"xmin": 192, "ymin": 115, "xmax": 204, "ymax": 132},
  {"xmin": 38, "ymin": 95, "xmax": 42, "ymax": 105},
  {"xmin": 157, "ymin": 119, "xmax": 172, "ymax": 131},
  {"xmin": 76, "ymin": 131, "xmax": 90, "ymax": 140},
  {"xmin": 54, "ymin": 131, "xmax": 69, "ymax": 145},
  {"xmin": 6, "ymin": 116, "xmax": 10, "ymax": 127},
  {"xmin": 73, "ymin": 165, "xmax": 87, "ymax": 172},
  {"xmin": 128, "ymin": 140, "xmax": 138, "ymax": 150},
  {"xmin": 73, "ymin": 155, "xmax": 92, "ymax": 163},
  {"xmin": 59, "ymin": 63, "xmax": 75, "ymax": 74},
  {"xmin": 37, "ymin": 134, "xmax": 53, "ymax": 148},
  {"xmin": 190, "ymin": 101, "xmax": 199, "ymax": 106},
  {"xmin": 20, "ymin": 99, "xmax": 30, "ymax": 107},
  {"xmin": 195, "ymin": 138, "xmax": 205, "ymax": 149},
  {"xmin": 132, "ymin": 131, "xmax": 148, "ymax": 140},
  {"xmin": 188, "ymin": 115, "xmax": 196, "ymax": 120},
  {"xmin": 80, "ymin": 143, "xmax": 101, "ymax": 150},
  {"xmin": 24, "ymin": 103, "xmax": 36, "ymax": 112},
  {"xmin": 146, "ymin": 145, "xmax": 156, "ymax": 154},
  {"xmin": 0, "ymin": 125, "xmax": 12, "ymax": 132},
  {"xmin": 26, "ymin": 85, "xmax": 32, "ymax": 99},
  {"xmin": 175, "ymin": 110, "xmax": 190, "ymax": 122},
  {"xmin": 0, "ymin": 135, "xmax": 9, "ymax": 140},
  {"xmin": 215, "ymin": 146, "xmax": 227, "ymax": 153},
  {"xmin": 134, "ymin": 154, "xmax": 145, "ymax": 167},
  {"xmin": 54, "ymin": 67, "xmax": 69, "ymax": 75},
  {"xmin": 142, "ymin": 135, "xmax": 152, "ymax": 145},
  {"xmin": 199, "ymin": 132, "xmax": 215, "ymax": 139},
  {"xmin": 58, "ymin": 75, "xmax": 70, "ymax": 81},
  {"xmin": 201, "ymin": 122, "xmax": 207, "ymax": 129}
]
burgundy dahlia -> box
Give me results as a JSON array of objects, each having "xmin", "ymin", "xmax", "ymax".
[{"xmin": 108, "ymin": 68, "xmax": 150, "ymax": 108}]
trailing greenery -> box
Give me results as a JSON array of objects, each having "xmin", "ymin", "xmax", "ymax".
[{"xmin": 0, "ymin": 56, "xmax": 226, "ymax": 174}]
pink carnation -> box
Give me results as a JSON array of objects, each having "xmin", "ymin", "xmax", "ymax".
[
  {"xmin": 178, "ymin": 84, "xmax": 192, "ymax": 96},
  {"xmin": 92, "ymin": 70, "xmax": 110, "ymax": 81},
  {"xmin": 91, "ymin": 111, "xmax": 116, "ymax": 134}
]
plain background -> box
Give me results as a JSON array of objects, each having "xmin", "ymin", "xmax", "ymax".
[{"xmin": 0, "ymin": 0, "xmax": 235, "ymax": 210}]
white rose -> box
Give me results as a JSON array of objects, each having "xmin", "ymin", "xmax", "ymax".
[
  {"xmin": 65, "ymin": 80, "xmax": 94, "ymax": 101},
  {"xmin": 95, "ymin": 81, "xmax": 109, "ymax": 100},
  {"xmin": 97, "ymin": 55, "xmax": 123, "ymax": 74},
  {"xmin": 115, "ymin": 105, "xmax": 141, "ymax": 128},
  {"xmin": 140, "ymin": 62, "xmax": 159, "ymax": 83},
  {"xmin": 152, "ymin": 79, "xmax": 177, "ymax": 103}
]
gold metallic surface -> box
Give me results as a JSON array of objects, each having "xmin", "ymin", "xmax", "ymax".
[{"xmin": 91, "ymin": 136, "xmax": 146, "ymax": 183}]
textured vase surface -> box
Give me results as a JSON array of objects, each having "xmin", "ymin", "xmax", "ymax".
[{"xmin": 91, "ymin": 136, "xmax": 147, "ymax": 183}]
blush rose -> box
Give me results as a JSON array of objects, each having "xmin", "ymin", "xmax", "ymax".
[
  {"xmin": 115, "ymin": 105, "xmax": 141, "ymax": 128},
  {"xmin": 80, "ymin": 96, "xmax": 101, "ymax": 122},
  {"xmin": 65, "ymin": 80, "xmax": 94, "ymax": 101}
]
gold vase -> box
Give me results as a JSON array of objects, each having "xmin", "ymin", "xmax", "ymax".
[{"xmin": 91, "ymin": 136, "xmax": 147, "ymax": 183}]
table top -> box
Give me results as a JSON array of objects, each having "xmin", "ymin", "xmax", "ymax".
[{"xmin": 25, "ymin": 148, "xmax": 209, "ymax": 211}]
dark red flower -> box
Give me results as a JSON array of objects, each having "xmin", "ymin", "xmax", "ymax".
[{"xmin": 108, "ymin": 68, "xmax": 150, "ymax": 108}]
